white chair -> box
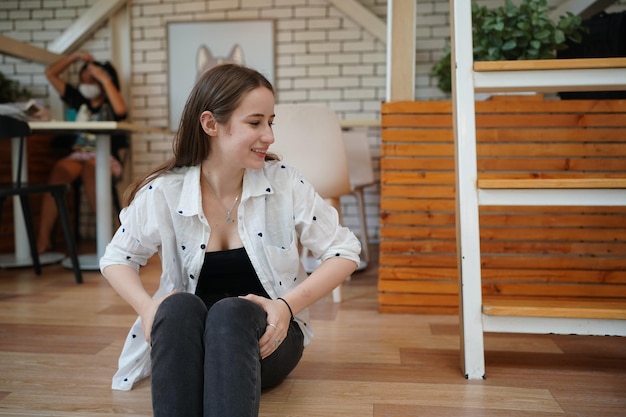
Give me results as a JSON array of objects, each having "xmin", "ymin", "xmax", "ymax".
[
  {"xmin": 271, "ymin": 103, "xmax": 352, "ymax": 303},
  {"xmin": 342, "ymin": 126, "xmax": 377, "ymax": 268}
]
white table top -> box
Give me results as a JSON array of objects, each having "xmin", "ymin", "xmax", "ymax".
[{"xmin": 28, "ymin": 120, "xmax": 166, "ymax": 134}]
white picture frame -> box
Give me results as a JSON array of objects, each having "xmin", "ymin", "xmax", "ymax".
[{"xmin": 167, "ymin": 20, "xmax": 275, "ymax": 131}]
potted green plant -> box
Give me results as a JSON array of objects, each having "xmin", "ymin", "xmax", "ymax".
[
  {"xmin": 431, "ymin": 0, "xmax": 586, "ymax": 94},
  {"xmin": 0, "ymin": 71, "xmax": 31, "ymax": 103}
]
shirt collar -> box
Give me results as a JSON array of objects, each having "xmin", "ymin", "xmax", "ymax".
[
  {"xmin": 242, "ymin": 165, "xmax": 274, "ymax": 200},
  {"xmin": 176, "ymin": 165, "xmax": 202, "ymax": 217},
  {"xmin": 176, "ymin": 165, "xmax": 275, "ymax": 217}
]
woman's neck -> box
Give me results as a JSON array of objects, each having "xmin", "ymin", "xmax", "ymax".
[{"xmin": 200, "ymin": 163, "xmax": 244, "ymax": 197}]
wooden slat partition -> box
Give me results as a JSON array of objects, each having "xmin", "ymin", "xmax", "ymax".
[{"xmin": 379, "ymin": 96, "xmax": 626, "ymax": 314}]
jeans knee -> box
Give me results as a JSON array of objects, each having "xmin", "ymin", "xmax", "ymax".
[
  {"xmin": 153, "ymin": 292, "xmax": 207, "ymax": 336},
  {"xmin": 206, "ymin": 297, "xmax": 266, "ymax": 336},
  {"xmin": 159, "ymin": 292, "xmax": 206, "ymax": 316}
]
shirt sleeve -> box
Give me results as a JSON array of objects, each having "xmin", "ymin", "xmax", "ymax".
[
  {"xmin": 100, "ymin": 183, "xmax": 163, "ymax": 273},
  {"xmin": 289, "ymin": 168, "xmax": 361, "ymax": 266}
]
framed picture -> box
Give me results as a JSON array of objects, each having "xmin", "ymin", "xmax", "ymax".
[{"xmin": 167, "ymin": 20, "xmax": 275, "ymax": 131}]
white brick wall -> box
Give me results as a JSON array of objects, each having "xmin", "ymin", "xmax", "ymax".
[{"xmin": 2, "ymin": 0, "xmax": 626, "ymax": 244}]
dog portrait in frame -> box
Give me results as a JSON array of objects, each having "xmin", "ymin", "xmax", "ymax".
[{"xmin": 167, "ymin": 20, "xmax": 275, "ymax": 131}]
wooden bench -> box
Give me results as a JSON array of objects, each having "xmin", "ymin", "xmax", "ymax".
[{"xmin": 449, "ymin": 0, "xmax": 626, "ymax": 377}]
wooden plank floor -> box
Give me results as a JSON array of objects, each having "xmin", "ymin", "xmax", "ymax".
[{"xmin": 1, "ymin": 244, "xmax": 625, "ymax": 416}]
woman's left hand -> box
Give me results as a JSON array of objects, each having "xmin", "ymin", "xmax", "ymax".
[{"xmin": 240, "ymin": 294, "xmax": 290, "ymax": 359}]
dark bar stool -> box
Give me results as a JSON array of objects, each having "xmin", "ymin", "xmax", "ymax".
[{"xmin": 0, "ymin": 114, "xmax": 82, "ymax": 283}]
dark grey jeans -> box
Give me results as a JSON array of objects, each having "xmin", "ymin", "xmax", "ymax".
[{"xmin": 150, "ymin": 292, "xmax": 304, "ymax": 417}]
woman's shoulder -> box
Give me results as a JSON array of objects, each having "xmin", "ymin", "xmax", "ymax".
[
  {"xmin": 256, "ymin": 161, "xmax": 315, "ymax": 199},
  {"xmin": 61, "ymin": 84, "xmax": 87, "ymax": 110},
  {"xmin": 144, "ymin": 166, "xmax": 183, "ymax": 183},
  {"xmin": 135, "ymin": 166, "xmax": 194, "ymax": 197},
  {"xmin": 262, "ymin": 159, "xmax": 301, "ymax": 179}
]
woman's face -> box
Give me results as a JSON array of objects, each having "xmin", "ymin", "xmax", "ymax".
[
  {"xmin": 78, "ymin": 65, "xmax": 105, "ymax": 100},
  {"xmin": 79, "ymin": 65, "xmax": 99, "ymax": 85},
  {"xmin": 212, "ymin": 86, "xmax": 275, "ymax": 171}
]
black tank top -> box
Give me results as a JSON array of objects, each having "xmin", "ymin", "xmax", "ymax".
[{"xmin": 194, "ymin": 247, "xmax": 270, "ymax": 308}]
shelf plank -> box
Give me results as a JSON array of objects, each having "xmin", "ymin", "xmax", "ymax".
[
  {"xmin": 483, "ymin": 298, "xmax": 626, "ymax": 320},
  {"xmin": 473, "ymin": 58, "xmax": 626, "ymax": 93},
  {"xmin": 479, "ymin": 178, "xmax": 626, "ymax": 189},
  {"xmin": 474, "ymin": 57, "xmax": 626, "ymax": 72},
  {"xmin": 474, "ymin": 69, "xmax": 626, "ymax": 93}
]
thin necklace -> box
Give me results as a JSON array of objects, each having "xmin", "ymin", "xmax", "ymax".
[{"xmin": 203, "ymin": 173, "xmax": 240, "ymax": 223}]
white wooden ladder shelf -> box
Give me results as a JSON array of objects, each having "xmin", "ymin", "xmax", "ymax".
[{"xmin": 450, "ymin": 0, "xmax": 626, "ymax": 379}]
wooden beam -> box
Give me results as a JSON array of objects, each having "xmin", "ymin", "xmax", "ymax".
[
  {"xmin": 48, "ymin": 0, "xmax": 127, "ymax": 54},
  {"xmin": 0, "ymin": 35, "xmax": 61, "ymax": 65},
  {"xmin": 327, "ymin": 0, "xmax": 386, "ymax": 43},
  {"xmin": 386, "ymin": 0, "xmax": 415, "ymax": 101},
  {"xmin": 0, "ymin": 1, "xmax": 128, "ymax": 76},
  {"xmin": 110, "ymin": 5, "xmax": 132, "ymax": 118}
]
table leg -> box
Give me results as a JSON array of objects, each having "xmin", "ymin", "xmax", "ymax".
[
  {"xmin": 62, "ymin": 133, "xmax": 112, "ymax": 271},
  {"xmin": 11, "ymin": 136, "xmax": 30, "ymax": 262},
  {"xmin": 95, "ymin": 133, "xmax": 112, "ymax": 258}
]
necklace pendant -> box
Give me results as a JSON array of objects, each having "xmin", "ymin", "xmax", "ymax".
[{"xmin": 226, "ymin": 213, "xmax": 234, "ymax": 223}]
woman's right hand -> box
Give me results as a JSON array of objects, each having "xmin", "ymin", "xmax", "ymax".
[{"xmin": 140, "ymin": 290, "xmax": 177, "ymax": 344}]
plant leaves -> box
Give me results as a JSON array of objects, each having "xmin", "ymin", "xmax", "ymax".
[
  {"xmin": 431, "ymin": 0, "xmax": 585, "ymax": 93},
  {"xmin": 553, "ymin": 29, "xmax": 565, "ymax": 44},
  {"xmin": 501, "ymin": 40, "xmax": 517, "ymax": 51}
]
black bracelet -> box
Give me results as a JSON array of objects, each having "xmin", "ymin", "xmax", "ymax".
[{"xmin": 277, "ymin": 297, "xmax": 294, "ymax": 321}]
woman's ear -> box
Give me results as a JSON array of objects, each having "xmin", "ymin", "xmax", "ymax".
[{"xmin": 200, "ymin": 111, "xmax": 218, "ymax": 136}]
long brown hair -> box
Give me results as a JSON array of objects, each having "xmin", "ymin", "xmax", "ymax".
[{"xmin": 125, "ymin": 64, "xmax": 278, "ymax": 204}]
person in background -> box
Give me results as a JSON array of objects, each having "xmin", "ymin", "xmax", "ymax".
[
  {"xmin": 38, "ymin": 51, "xmax": 128, "ymax": 254},
  {"xmin": 99, "ymin": 64, "xmax": 361, "ymax": 416}
]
